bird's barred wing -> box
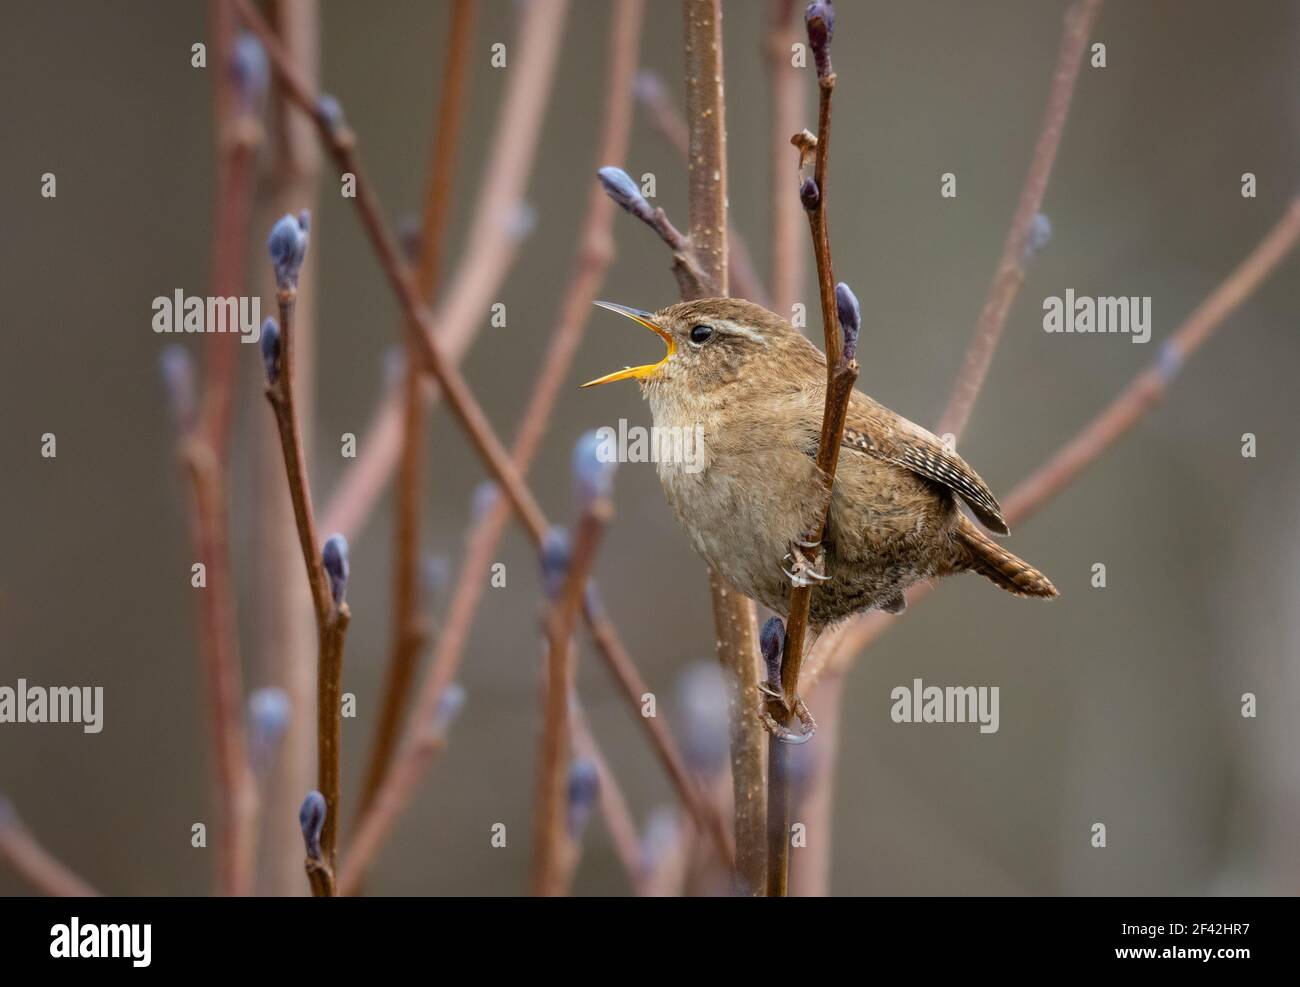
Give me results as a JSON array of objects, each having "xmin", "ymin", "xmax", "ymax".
[{"xmin": 840, "ymin": 396, "xmax": 1010, "ymax": 534}]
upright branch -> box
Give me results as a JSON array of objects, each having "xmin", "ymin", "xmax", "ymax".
[
  {"xmin": 937, "ymin": 0, "xmax": 1102, "ymax": 443},
  {"xmin": 261, "ymin": 212, "xmax": 352, "ymax": 881},
  {"xmin": 764, "ymin": 0, "xmax": 859, "ymax": 898},
  {"xmin": 533, "ymin": 482, "xmax": 614, "ymax": 896},
  {"xmin": 177, "ymin": 5, "xmax": 264, "ymax": 897},
  {"xmin": 681, "ymin": 0, "xmax": 768, "ymax": 896},
  {"xmin": 359, "ymin": 0, "xmax": 475, "ymax": 828},
  {"xmin": 766, "ymin": 0, "xmax": 805, "ymax": 315}
]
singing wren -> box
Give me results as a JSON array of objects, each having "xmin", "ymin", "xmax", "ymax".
[{"xmin": 583, "ymin": 297, "xmax": 1057, "ymax": 638}]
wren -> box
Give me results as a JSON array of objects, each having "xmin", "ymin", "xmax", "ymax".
[{"xmin": 584, "ymin": 297, "xmax": 1058, "ymax": 642}]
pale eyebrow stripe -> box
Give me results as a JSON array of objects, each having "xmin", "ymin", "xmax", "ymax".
[{"xmin": 716, "ymin": 321, "xmax": 768, "ymax": 346}]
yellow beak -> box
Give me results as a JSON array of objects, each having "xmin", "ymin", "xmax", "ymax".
[{"xmin": 581, "ymin": 301, "xmax": 676, "ymax": 387}]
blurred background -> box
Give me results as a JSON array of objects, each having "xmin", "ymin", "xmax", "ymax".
[{"xmin": 3, "ymin": 0, "xmax": 1299, "ymax": 896}]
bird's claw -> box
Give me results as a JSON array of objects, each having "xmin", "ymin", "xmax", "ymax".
[
  {"xmin": 783, "ymin": 540, "xmax": 829, "ymax": 589},
  {"xmin": 757, "ymin": 685, "xmax": 817, "ymax": 745}
]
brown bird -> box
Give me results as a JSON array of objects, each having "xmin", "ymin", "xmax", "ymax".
[{"xmin": 584, "ymin": 297, "xmax": 1057, "ymax": 644}]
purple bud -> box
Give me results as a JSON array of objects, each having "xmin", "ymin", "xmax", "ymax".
[
  {"xmin": 572, "ymin": 429, "xmax": 616, "ymax": 507},
  {"xmin": 158, "ymin": 345, "xmax": 196, "ymax": 431},
  {"xmin": 540, "ymin": 527, "xmax": 571, "ymax": 598},
  {"xmin": 316, "ymin": 94, "xmax": 346, "ymax": 134},
  {"xmin": 805, "ymin": 1, "xmax": 835, "ymax": 79},
  {"xmin": 583, "ymin": 581, "xmax": 605, "ymax": 621},
  {"xmin": 268, "ymin": 212, "xmax": 309, "ymax": 289},
  {"xmin": 433, "ymin": 683, "xmax": 467, "ymax": 735},
  {"xmin": 299, "ymin": 790, "xmax": 326, "ymax": 860},
  {"xmin": 397, "ymin": 214, "xmax": 422, "ymax": 262},
  {"xmin": 260, "ymin": 318, "xmax": 280, "ymax": 384},
  {"xmin": 566, "ymin": 757, "xmax": 601, "ymax": 838},
  {"xmin": 835, "ymin": 282, "xmax": 861, "ymax": 361},
  {"xmin": 639, "ymin": 807, "xmax": 680, "ymax": 874},
  {"xmin": 422, "ymin": 553, "xmax": 451, "ymax": 599},
  {"xmin": 248, "ymin": 687, "xmax": 291, "ymax": 774},
  {"xmin": 230, "ymin": 33, "xmax": 268, "ymax": 113},
  {"xmin": 505, "ymin": 201, "xmax": 537, "ymax": 239},
  {"xmin": 760, "ymin": 615, "xmax": 786, "ymax": 687},
  {"xmin": 322, "ymin": 534, "xmax": 349, "ymax": 606},
  {"xmin": 248, "ymin": 687, "xmax": 290, "ymax": 744},
  {"xmin": 634, "ymin": 70, "xmax": 666, "ymax": 106},
  {"xmin": 471, "ymin": 482, "xmax": 499, "ymax": 525},
  {"xmin": 676, "ymin": 663, "xmax": 728, "ymax": 774},
  {"xmin": 1155, "ymin": 340, "xmax": 1183, "ymax": 384},
  {"xmin": 799, "ymin": 177, "xmax": 820, "ymax": 211},
  {"xmin": 1023, "ymin": 212, "xmax": 1052, "ymax": 263},
  {"xmin": 598, "ymin": 166, "xmax": 655, "ymax": 224}
]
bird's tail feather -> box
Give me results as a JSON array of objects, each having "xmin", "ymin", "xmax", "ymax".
[{"xmin": 954, "ymin": 516, "xmax": 1058, "ymax": 599}]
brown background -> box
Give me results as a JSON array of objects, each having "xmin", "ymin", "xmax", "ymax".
[{"xmin": 3, "ymin": 0, "xmax": 1299, "ymax": 895}]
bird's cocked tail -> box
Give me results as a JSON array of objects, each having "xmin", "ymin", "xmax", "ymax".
[{"xmin": 954, "ymin": 516, "xmax": 1058, "ymax": 599}]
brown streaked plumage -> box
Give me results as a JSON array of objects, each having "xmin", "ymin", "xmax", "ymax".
[{"xmin": 584, "ymin": 298, "xmax": 1058, "ymax": 633}]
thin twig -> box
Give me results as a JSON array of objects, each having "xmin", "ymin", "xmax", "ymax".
[
  {"xmin": 809, "ymin": 197, "xmax": 1300, "ymax": 684},
  {"xmin": 766, "ymin": 0, "xmax": 804, "ymax": 316},
  {"xmin": 178, "ymin": 0, "xmax": 261, "ymax": 897},
  {"xmin": 358, "ymin": 0, "xmax": 476, "ymax": 829},
  {"xmin": 534, "ymin": 504, "xmax": 613, "ymax": 896},
  {"xmin": 0, "ymin": 805, "xmax": 101, "ymax": 897},
  {"xmin": 263, "ymin": 218, "xmax": 351, "ymax": 878},
  {"xmin": 318, "ymin": 0, "xmax": 568, "ymax": 542},
  {"xmin": 937, "ymin": 0, "xmax": 1103, "ymax": 443},
  {"xmin": 681, "ymin": 0, "xmax": 768, "ymax": 897},
  {"xmin": 256, "ymin": 0, "xmax": 323, "ymax": 899},
  {"xmin": 765, "ymin": 1, "xmax": 855, "ymax": 899}
]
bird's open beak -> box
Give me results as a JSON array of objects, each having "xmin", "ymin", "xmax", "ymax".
[{"xmin": 581, "ymin": 301, "xmax": 676, "ymax": 387}]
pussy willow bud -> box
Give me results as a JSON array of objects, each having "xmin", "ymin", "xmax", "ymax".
[
  {"xmin": 158, "ymin": 345, "xmax": 196, "ymax": 431},
  {"xmin": 1023, "ymin": 212, "xmax": 1052, "ymax": 263},
  {"xmin": 805, "ymin": 1, "xmax": 835, "ymax": 79},
  {"xmin": 572, "ymin": 429, "xmax": 616, "ymax": 508},
  {"xmin": 432, "ymin": 683, "xmax": 467, "ymax": 735},
  {"xmin": 268, "ymin": 212, "xmax": 309, "ymax": 290},
  {"xmin": 316, "ymin": 94, "xmax": 346, "ymax": 134},
  {"xmin": 835, "ymin": 281, "xmax": 861, "ymax": 361},
  {"xmin": 760, "ymin": 615, "xmax": 786, "ymax": 687},
  {"xmin": 299, "ymin": 790, "xmax": 326, "ymax": 860},
  {"xmin": 322, "ymin": 534, "xmax": 349, "ymax": 606},
  {"xmin": 597, "ymin": 166, "xmax": 655, "ymax": 225},
  {"xmin": 799, "ymin": 177, "xmax": 820, "ymax": 211},
  {"xmin": 676, "ymin": 662, "xmax": 728, "ymax": 775},
  {"xmin": 540, "ymin": 527, "xmax": 571, "ymax": 599},
  {"xmin": 230, "ymin": 33, "xmax": 268, "ymax": 114},
  {"xmin": 259, "ymin": 318, "xmax": 280, "ymax": 385},
  {"xmin": 471, "ymin": 482, "xmax": 499, "ymax": 525},
  {"xmin": 566, "ymin": 757, "xmax": 601, "ymax": 838}
]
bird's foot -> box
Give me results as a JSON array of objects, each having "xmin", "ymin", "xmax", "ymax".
[
  {"xmin": 782, "ymin": 539, "xmax": 828, "ymax": 589},
  {"xmin": 757, "ymin": 683, "xmax": 817, "ymax": 745}
]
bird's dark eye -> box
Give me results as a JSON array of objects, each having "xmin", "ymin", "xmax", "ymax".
[{"xmin": 689, "ymin": 324, "xmax": 714, "ymax": 344}]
